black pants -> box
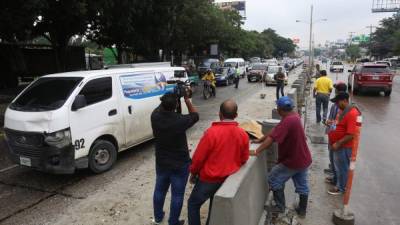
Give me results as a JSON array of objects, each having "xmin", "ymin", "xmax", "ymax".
[
  {"xmin": 211, "ymin": 85, "xmax": 216, "ymax": 96},
  {"xmin": 276, "ymin": 82, "xmax": 284, "ymax": 100},
  {"xmin": 188, "ymin": 180, "xmax": 223, "ymax": 225},
  {"xmin": 234, "ymin": 77, "xmax": 240, "ymax": 88}
]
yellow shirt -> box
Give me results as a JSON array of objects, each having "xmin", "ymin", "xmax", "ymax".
[
  {"xmin": 314, "ymin": 76, "xmax": 333, "ymax": 94},
  {"xmin": 202, "ymin": 73, "xmax": 216, "ymax": 86}
]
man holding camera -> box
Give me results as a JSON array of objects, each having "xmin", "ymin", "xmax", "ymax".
[{"xmin": 151, "ymin": 92, "xmax": 199, "ymax": 225}]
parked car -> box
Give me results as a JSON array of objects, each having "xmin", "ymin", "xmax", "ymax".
[
  {"xmin": 223, "ymin": 58, "xmax": 247, "ymax": 78},
  {"xmin": 264, "ymin": 65, "xmax": 288, "ymax": 85},
  {"xmin": 215, "ymin": 67, "xmax": 234, "ymax": 86},
  {"xmin": 330, "ymin": 61, "xmax": 345, "ymax": 72},
  {"xmin": 247, "ymin": 63, "xmax": 268, "ymax": 82},
  {"xmin": 347, "ymin": 63, "xmax": 394, "ymax": 96},
  {"xmin": 197, "ymin": 58, "xmax": 220, "ymax": 76}
]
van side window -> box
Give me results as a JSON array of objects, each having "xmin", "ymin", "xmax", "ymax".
[{"xmin": 79, "ymin": 77, "xmax": 112, "ymax": 106}]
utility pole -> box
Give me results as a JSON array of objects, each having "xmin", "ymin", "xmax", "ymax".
[
  {"xmin": 348, "ymin": 32, "xmax": 356, "ymax": 46},
  {"xmin": 308, "ymin": 5, "xmax": 313, "ymax": 80},
  {"xmin": 366, "ymin": 25, "xmax": 377, "ymax": 60}
]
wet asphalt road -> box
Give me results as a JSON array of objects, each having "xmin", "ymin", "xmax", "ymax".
[
  {"xmin": 0, "ymin": 69, "xmax": 302, "ymax": 224},
  {"xmin": 349, "ymin": 75, "xmax": 400, "ymax": 225},
  {"xmin": 329, "ymin": 67, "xmax": 400, "ymax": 225}
]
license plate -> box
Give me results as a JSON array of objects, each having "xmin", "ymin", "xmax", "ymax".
[
  {"xmin": 251, "ymin": 77, "xmax": 257, "ymax": 81},
  {"xmin": 20, "ymin": 156, "xmax": 31, "ymax": 167},
  {"xmin": 372, "ymin": 76, "xmax": 380, "ymax": 80}
]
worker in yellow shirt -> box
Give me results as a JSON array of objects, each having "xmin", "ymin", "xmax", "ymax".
[
  {"xmin": 202, "ymin": 69, "xmax": 216, "ymax": 97},
  {"xmin": 313, "ymin": 70, "xmax": 333, "ymax": 123}
]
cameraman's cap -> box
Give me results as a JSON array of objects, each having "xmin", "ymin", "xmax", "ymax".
[
  {"xmin": 331, "ymin": 92, "xmax": 350, "ymax": 103},
  {"xmin": 276, "ymin": 96, "xmax": 294, "ymax": 110}
]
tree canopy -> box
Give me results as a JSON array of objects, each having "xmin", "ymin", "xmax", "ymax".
[
  {"xmin": 371, "ymin": 13, "xmax": 400, "ymax": 58},
  {"xmin": 0, "ymin": 0, "xmax": 297, "ymax": 68}
]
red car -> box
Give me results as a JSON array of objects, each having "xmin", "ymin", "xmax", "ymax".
[{"xmin": 347, "ymin": 63, "xmax": 394, "ymax": 96}]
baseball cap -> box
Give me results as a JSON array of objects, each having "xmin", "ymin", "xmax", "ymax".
[
  {"xmin": 330, "ymin": 92, "xmax": 349, "ymax": 103},
  {"xmin": 333, "ymin": 82, "xmax": 347, "ymax": 92},
  {"xmin": 276, "ymin": 96, "xmax": 294, "ymax": 110}
]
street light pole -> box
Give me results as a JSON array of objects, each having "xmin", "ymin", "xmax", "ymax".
[{"xmin": 308, "ymin": 5, "xmax": 313, "ymax": 81}]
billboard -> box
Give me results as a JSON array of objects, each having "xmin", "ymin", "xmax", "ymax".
[{"xmin": 214, "ymin": 1, "xmax": 246, "ymax": 18}]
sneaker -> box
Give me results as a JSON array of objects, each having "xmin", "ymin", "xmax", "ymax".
[
  {"xmin": 327, "ymin": 187, "xmax": 342, "ymax": 195},
  {"xmin": 151, "ymin": 212, "xmax": 165, "ymax": 224}
]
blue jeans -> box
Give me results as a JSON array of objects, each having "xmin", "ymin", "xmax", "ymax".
[
  {"xmin": 333, "ymin": 148, "xmax": 352, "ymax": 193},
  {"xmin": 276, "ymin": 82, "xmax": 285, "ymax": 100},
  {"xmin": 153, "ymin": 163, "xmax": 190, "ymax": 225},
  {"xmin": 188, "ymin": 180, "xmax": 223, "ymax": 225},
  {"xmin": 316, "ymin": 93, "xmax": 330, "ymax": 122},
  {"xmin": 268, "ymin": 164, "xmax": 309, "ymax": 195},
  {"xmin": 328, "ymin": 145, "xmax": 337, "ymax": 184}
]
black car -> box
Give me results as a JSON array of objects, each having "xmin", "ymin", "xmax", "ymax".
[{"xmin": 247, "ymin": 63, "xmax": 268, "ymax": 82}]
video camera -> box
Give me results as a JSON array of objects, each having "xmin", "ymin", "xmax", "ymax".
[
  {"xmin": 167, "ymin": 80, "xmax": 192, "ymax": 99},
  {"xmin": 167, "ymin": 80, "xmax": 192, "ymax": 114}
]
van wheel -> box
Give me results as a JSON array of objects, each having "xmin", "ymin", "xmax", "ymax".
[{"xmin": 88, "ymin": 140, "xmax": 117, "ymax": 174}]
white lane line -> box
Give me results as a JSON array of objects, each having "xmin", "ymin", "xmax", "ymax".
[{"xmin": 0, "ymin": 164, "xmax": 18, "ymax": 173}]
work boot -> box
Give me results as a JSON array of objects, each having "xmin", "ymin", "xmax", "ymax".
[
  {"xmin": 271, "ymin": 189, "xmax": 286, "ymax": 213},
  {"xmin": 295, "ymin": 194, "xmax": 308, "ymax": 218}
]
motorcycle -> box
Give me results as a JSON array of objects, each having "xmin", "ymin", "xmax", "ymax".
[{"xmin": 203, "ymin": 80, "xmax": 213, "ymax": 99}]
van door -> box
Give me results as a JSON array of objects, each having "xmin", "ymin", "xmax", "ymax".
[
  {"xmin": 118, "ymin": 71, "xmax": 167, "ymax": 148},
  {"xmin": 69, "ymin": 76, "xmax": 123, "ymax": 159}
]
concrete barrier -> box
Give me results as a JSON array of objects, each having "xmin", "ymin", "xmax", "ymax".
[
  {"xmin": 209, "ymin": 152, "xmax": 268, "ymax": 225},
  {"xmin": 287, "ymin": 88, "xmax": 298, "ymax": 113},
  {"xmin": 209, "ymin": 120, "xmax": 279, "ymax": 225}
]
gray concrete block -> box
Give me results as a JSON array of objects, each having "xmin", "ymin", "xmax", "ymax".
[
  {"xmin": 209, "ymin": 151, "xmax": 268, "ymax": 225},
  {"xmin": 271, "ymin": 108, "xmax": 280, "ymax": 120}
]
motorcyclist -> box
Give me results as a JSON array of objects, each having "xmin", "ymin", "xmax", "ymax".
[{"xmin": 202, "ymin": 69, "xmax": 216, "ymax": 97}]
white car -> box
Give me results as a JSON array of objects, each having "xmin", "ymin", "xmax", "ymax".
[
  {"xmin": 330, "ymin": 61, "xmax": 344, "ymax": 72},
  {"xmin": 264, "ymin": 66, "xmax": 288, "ymax": 85},
  {"xmin": 4, "ymin": 66, "xmax": 189, "ymax": 174}
]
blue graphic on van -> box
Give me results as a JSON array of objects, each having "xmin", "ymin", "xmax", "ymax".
[{"xmin": 120, "ymin": 72, "xmax": 175, "ymax": 99}]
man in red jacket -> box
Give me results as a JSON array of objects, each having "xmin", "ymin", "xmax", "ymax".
[{"xmin": 188, "ymin": 99, "xmax": 249, "ymax": 225}]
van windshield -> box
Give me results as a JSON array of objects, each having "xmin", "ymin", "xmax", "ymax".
[
  {"xmin": 224, "ymin": 62, "xmax": 237, "ymax": 67},
  {"xmin": 10, "ymin": 77, "xmax": 83, "ymax": 112}
]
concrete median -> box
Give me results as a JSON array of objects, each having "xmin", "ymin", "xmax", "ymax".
[
  {"xmin": 208, "ymin": 151, "xmax": 268, "ymax": 225},
  {"xmin": 209, "ymin": 119, "xmax": 279, "ymax": 225}
]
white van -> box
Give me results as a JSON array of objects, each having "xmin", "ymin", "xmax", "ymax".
[
  {"xmin": 3, "ymin": 67, "xmax": 188, "ymax": 174},
  {"xmin": 223, "ymin": 58, "xmax": 246, "ymax": 78}
]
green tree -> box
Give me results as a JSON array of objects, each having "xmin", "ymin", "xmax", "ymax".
[
  {"xmin": 346, "ymin": 45, "xmax": 361, "ymax": 61},
  {"xmin": 371, "ymin": 13, "xmax": 400, "ymax": 57},
  {"xmin": 34, "ymin": 0, "xmax": 90, "ymax": 71},
  {"xmin": 0, "ymin": 0, "xmax": 43, "ymax": 43}
]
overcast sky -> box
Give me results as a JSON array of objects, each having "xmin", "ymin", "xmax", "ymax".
[{"xmin": 241, "ymin": 0, "xmax": 395, "ymax": 49}]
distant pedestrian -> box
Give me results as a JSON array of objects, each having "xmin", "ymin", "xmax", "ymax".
[
  {"xmin": 324, "ymin": 82, "xmax": 348, "ymax": 186},
  {"xmin": 234, "ymin": 66, "xmax": 240, "ymax": 88},
  {"xmin": 252, "ymin": 96, "xmax": 312, "ymax": 218},
  {"xmin": 188, "ymin": 100, "xmax": 249, "ymax": 225},
  {"xmin": 327, "ymin": 92, "xmax": 361, "ymax": 195},
  {"xmin": 274, "ymin": 67, "xmax": 286, "ymax": 100},
  {"xmin": 315, "ymin": 64, "xmax": 321, "ymax": 78},
  {"xmin": 151, "ymin": 93, "xmax": 199, "ymax": 225},
  {"xmin": 313, "ymin": 70, "xmax": 333, "ymax": 123}
]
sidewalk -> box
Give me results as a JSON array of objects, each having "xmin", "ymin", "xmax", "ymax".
[{"xmin": 265, "ymin": 88, "xmax": 343, "ymax": 225}]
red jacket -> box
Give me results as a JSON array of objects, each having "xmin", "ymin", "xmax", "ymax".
[{"xmin": 190, "ymin": 121, "xmax": 250, "ymax": 183}]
